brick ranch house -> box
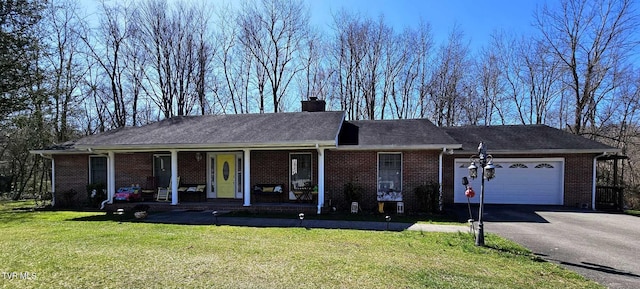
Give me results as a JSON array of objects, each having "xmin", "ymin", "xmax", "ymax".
[{"xmin": 31, "ymin": 99, "xmax": 619, "ymax": 214}]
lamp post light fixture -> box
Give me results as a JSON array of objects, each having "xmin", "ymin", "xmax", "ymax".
[
  {"xmin": 385, "ymin": 215, "xmax": 391, "ymax": 231},
  {"xmin": 212, "ymin": 211, "xmax": 219, "ymax": 226},
  {"xmin": 468, "ymin": 142, "xmax": 496, "ymax": 246}
]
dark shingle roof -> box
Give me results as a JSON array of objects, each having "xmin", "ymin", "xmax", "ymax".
[
  {"xmin": 338, "ymin": 119, "xmax": 461, "ymax": 149},
  {"xmin": 75, "ymin": 111, "xmax": 345, "ymax": 149},
  {"xmin": 442, "ymin": 125, "xmax": 618, "ymax": 153}
]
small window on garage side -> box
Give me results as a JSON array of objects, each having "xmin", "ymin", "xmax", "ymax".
[
  {"xmin": 89, "ymin": 156, "xmax": 107, "ymax": 185},
  {"xmin": 535, "ymin": 163, "xmax": 554, "ymax": 168},
  {"xmin": 509, "ymin": 163, "xmax": 528, "ymax": 168}
]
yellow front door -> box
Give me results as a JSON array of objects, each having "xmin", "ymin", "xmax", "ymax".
[{"xmin": 216, "ymin": 154, "xmax": 235, "ymax": 198}]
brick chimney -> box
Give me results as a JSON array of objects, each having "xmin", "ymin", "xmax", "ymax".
[{"xmin": 301, "ymin": 97, "xmax": 326, "ymax": 112}]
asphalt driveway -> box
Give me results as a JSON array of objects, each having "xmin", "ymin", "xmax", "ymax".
[{"xmin": 472, "ymin": 205, "xmax": 640, "ymax": 289}]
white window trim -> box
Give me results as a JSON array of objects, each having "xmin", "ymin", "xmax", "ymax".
[
  {"xmin": 377, "ymin": 152, "xmax": 403, "ymax": 193},
  {"xmin": 89, "ymin": 155, "xmax": 108, "ymax": 185},
  {"xmin": 289, "ymin": 152, "xmax": 313, "ymax": 189}
]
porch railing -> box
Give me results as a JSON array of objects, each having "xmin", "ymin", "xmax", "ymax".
[{"xmin": 595, "ymin": 185, "xmax": 624, "ymax": 211}]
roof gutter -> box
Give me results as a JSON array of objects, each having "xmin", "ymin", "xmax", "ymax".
[
  {"xmin": 448, "ymin": 148, "xmax": 620, "ymax": 155},
  {"xmin": 334, "ymin": 144, "xmax": 462, "ymax": 151},
  {"xmin": 74, "ymin": 141, "xmax": 337, "ymax": 152}
]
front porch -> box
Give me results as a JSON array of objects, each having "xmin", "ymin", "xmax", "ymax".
[
  {"xmin": 98, "ymin": 148, "xmax": 327, "ymax": 213},
  {"xmin": 106, "ymin": 199, "xmax": 322, "ymax": 214}
]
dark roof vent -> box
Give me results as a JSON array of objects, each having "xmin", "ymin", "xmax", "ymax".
[{"xmin": 301, "ymin": 97, "xmax": 326, "ymax": 112}]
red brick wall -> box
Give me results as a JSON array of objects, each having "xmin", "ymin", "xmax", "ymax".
[
  {"xmin": 442, "ymin": 153, "xmax": 597, "ymax": 207},
  {"xmin": 177, "ymin": 152, "xmax": 207, "ymax": 184},
  {"xmin": 324, "ymin": 150, "xmax": 440, "ymax": 213},
  {"xmin": 114, "ymin": 153, "xmax": 152, "ymax": 187},
  {"xmin": 564, "ymin": 154, "xmax": 595, "ymax": 207},
  {"xmin": 54, "ymin": 154, "xmax": 89, "ymax": 207}
]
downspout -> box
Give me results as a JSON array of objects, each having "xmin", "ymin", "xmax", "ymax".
[
  {"xmin": 102, "ymin": 151, "xmax": 116, "ymax": 210},
  {"xmin": 438, "ymin": 148, "xmax": 445, "ymax": 212},
  {"xmin": 39, "ymin": 153, "xmax": 55, "ymax": 207},
  {"xmin": 592, "ymin": 152, "xmax": 609, "ymax": 211},
  {"xmin": 316, "ymin": 144, "xmax": 325, "ymax": 214}
]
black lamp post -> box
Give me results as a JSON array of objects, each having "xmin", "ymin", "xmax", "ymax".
[{"xmin": 468, "ymin": 142, "xmax": 496, "ymax": 246}]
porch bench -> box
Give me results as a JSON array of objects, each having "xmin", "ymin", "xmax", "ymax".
[
  {"xmin": 178, "ymin": 184, "xmax": 206, "ymax": 202},
  {"xmin": 253, "ymin": 184, "xmax": 284, "ymax": 203}
]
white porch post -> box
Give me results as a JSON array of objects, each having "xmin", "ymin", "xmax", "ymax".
[
  {"xmin": 50, "ymin": 157, "xmax": 56, "ymax": 206},
  {"xmin": 317, "ymin": 148, "xmax": 325, "ymax": 214},
  {"xmin": 107, "ymin": 151, "xmax": 115, "ymax": 204},
  {"xmin": 243, "ymin": 149, "xmax": 251, "ymax": 206},
  {"xmin": 171, "ymin": 150, "xmax": 179, "ymax": 205}
]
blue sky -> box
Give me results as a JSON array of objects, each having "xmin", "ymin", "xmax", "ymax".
[{"xmin": 307, "ymin": 0, "xmax": 550, "ymax": 49}]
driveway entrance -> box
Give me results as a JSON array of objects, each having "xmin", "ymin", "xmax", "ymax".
[{"xmin": 476, "ymin": 205, "xmax": 640, "ymax": 289}]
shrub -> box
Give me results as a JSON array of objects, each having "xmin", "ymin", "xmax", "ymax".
[
  {"xmin": 86, "ymin": 183, "xmax": 106, "ymax": 208},
  {"xmin": 625, "ymin": 184, "xmax": 640, "ymax": 210},
  {"xmin": 343, "ymin": 182, "xmax": 364, "ymax": 204},
  {"xmin": 414, "ymin": 181, "xmax": 440, "ymax": 213},
  {"xmin": 61, "ymin": 189, "xmax": 78, "ymax": 208}
]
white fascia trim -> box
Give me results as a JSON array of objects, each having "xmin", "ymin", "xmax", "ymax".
[
  {"xmin": 75, "ymin": 141, "xmax": 337, "ymax": 152},
  {"xmin": 334, "ymin": 144, "xmax": 462, "ymax": 151},
  {"xmin": 30, "ymin": 149, "xmax": 92, "ymax": 155},
  {"xmin": 449, "ymin": 148, "xmax": 620, "ymax": 155}
]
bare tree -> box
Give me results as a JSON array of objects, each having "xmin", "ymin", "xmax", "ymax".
[
  {"xmin": 390, "ymin": 22, "xmax": 433, "ymax": 119},
  {"xmin": 296, "ymin": 29, "xmax": 332, "ymax": 105},
  {"xmin": 331, "ymin": 10, "xmax": 366, "ymax": 120},
  {"xmin": 81, "ymin": 0, "xmax": 131, "ymax": 128},
  {"xmin": 238, "ymin": 0, "xmax": 310, "ymax": 113},
  {"xmin": 474, "ymin": 45, "xmax": 506, "ymax": 125},
  {"xmin": 214, "ymin": 4, "xmax": 253, "ymax": 114},
  {"xmin": 520, "ymin": 37, "xmax": 562, "ymax": 125},
  {"xmin": 535, "ymin": 0, "xmax": 638, "ymax": 136},
  {"xmin": 427, "ymin": 25, "xmax": 470, "ymax": 126},
  {"xmin": 43, "ymin": 0, "xmax": 87, "ymax": 141}
]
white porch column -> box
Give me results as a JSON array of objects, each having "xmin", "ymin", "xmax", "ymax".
[
  {"xmin": 317, "ymin": 148, "xmax": 325, "ymax": 214},
  {"xmin": 243, "ymin": 149, "xmax": 251, "ymax": 206},
  {"xmin": 107, "ymin": 151, "xmax": 115, "ymax": 204},
  {"xmin": 171, "ymin": 150, "xmax": 179, "ymax": 205},
  {"xmin": 50, "ymin": 157, "xmax": 56, "ymax": 206}
]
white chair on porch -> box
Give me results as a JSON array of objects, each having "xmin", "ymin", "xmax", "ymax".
[{"xmin": 157, "ymin": 176, "xmax": 179, "ymax": 201}]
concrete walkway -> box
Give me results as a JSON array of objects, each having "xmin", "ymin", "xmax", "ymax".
[{"xmin": 140, "ymin": 210, "xmax": 467, "ymax": 232}]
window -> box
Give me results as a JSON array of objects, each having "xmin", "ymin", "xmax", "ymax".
[
  {"xmin": 535, "ymin": 163, "xmax": 554, "ymax": 168},
  {"xmin": 378, "ymin": 153, "xmax": 402, "ymax": 201},
  {"xmin": 509, "ymin": 163, "xmax": 528, "ymax": 168},
  {"xmin": 89, "ymin": 156, "xmax": 107, "ymax": 185},
  {"xmin": 290, "ymin": 153, "xmax": 312, "ymax": 189}
]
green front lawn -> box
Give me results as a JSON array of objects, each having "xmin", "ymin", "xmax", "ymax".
[{"xmin": 0, "ymin": 201, "xmax": 602, "ymax": 289}]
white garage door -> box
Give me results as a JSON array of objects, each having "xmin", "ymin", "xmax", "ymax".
[{"xmin": 453, "ymin": 158, "xmax": 564, "ymax": 205}]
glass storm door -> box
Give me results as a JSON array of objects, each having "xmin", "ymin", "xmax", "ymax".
[{"xmin": 216, "ymin": 154, "xmax": 236, "ymax": 198}]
